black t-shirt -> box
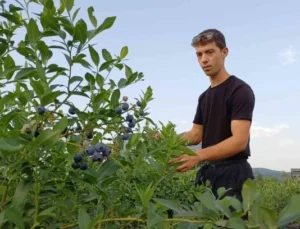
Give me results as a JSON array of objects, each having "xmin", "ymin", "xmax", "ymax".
[{"xmin": 193, "ymin": 75, "xmax": 255, "ymax": 161}]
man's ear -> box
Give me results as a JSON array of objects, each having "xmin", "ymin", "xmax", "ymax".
[{"xmin": 222, "ymin": 47, "xmax": 229, "ymax": 58}]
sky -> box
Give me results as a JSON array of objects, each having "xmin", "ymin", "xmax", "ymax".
[{"xmin": 8, "ymin": 0, "xmax": 300, "ymax": 171}]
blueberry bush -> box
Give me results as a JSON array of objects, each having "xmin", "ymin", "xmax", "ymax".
[{"xmin": 0, "ymin": 0, "xmax": 300, "ymax": 228}]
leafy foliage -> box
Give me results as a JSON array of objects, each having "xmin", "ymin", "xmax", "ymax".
[{"xmin": 0, "ymin": 0, "xmax": 300, "ymax": 228}]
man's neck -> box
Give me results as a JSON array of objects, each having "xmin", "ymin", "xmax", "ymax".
[{"xmin": 209, "ymin": 69, "xmax": 231, "ymax": 87}]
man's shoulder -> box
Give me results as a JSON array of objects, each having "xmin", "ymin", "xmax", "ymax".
[{"xmin": 230, "ymin": 75, "xmax": 254, "ymax": 95}]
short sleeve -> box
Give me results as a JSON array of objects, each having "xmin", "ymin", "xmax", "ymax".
[
  {"xmin": 193, "ymin": 95, "xmax": 203, "ymax": 125},
  {"xmin": 230, "ymin": 85, "xmax": 255, "ymax": 121}
]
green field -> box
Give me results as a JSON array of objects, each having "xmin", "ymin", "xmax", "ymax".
[{"xmin": 0, "ymin": 0, "xmax": 300, "ymax": 228}]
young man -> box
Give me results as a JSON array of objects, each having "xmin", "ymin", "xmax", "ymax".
[{"xmin": 168, "ymin": 29, "xmax": 255, "ymax": 203}]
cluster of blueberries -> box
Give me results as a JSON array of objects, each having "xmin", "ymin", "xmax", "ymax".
[
  {"xmin": 115, "ymin": 97, "xmax": 144, "ymax": 141},
  {"xmin": 71, "ymin": 142, "xmax": 111, "ymax": 170},
  {"xmin": 35, "ymin": 96, "xmax": 145, "ymax": 171}
]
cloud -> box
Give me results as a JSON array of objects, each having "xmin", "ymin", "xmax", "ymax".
[
  {"xmin": 278, "ymin": 138, "xmax": 295, "ymax": 147},
  {"xmin": 250, "ymin": 124, "xmax": 289, "ymax": 138},
  {"xmin": 278, "ymin": 46, "xmax": 297, "ymax": 65}
]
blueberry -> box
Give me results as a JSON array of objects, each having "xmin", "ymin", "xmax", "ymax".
[
  {"xmin": 103, "ymin": 147, "xmax": 111, "ymax": 156},
  {"xmin": 92, "ymin": 152, "xmax": 103, "ymax": 162},
  {"xmin": 95, "ymin": 142, "xmax": 106, "ymax": 152},
  {"xmin": 122, "ymin": 133, "xmax": 130, "ymax": 140},
  {"xmin": 122, "ymin": 103, "xmax": 129, "ymax": 111},
  {"xmin": 126, "ymin": 114, "xmax": 134, "ymax": 122},
  {"xmin": 115, "ymin": 107, "xmax": 122, "ymax": 114},
  {"xmin": 128, "ymin": 120, "xmax": 135, "ymax": 128},
  {"xmin": 136, "ymin": 100, "xmax": 141, "ymax": 106},
  {"xmin": 122, "ymin": 96, "xmax": 128, "ymax": 101},
  {"xmin": 139, "ymin": 110, "xmax": 145, "ymax": 116},
  {"xmin": 125, "ymin": 127, "xmax": 132, "ymax": 133},
  {"xmin": 72, "ymin": 162, "xmax": 80, "ymax": 169},
  {"xmin": 69, "ymin": 107, "xmax": 75, "ymax": 115},
  {"xmin": 85, "ymin": 146, "xmax": 95, "ymax": 156},
  {"xmin": 37, "ymin": 106, "xmax": 46, "ymax": 115},
  {"xmin": 74, "ymin": 154, "xmax": 83, "ymax": 163},
  {"xmin": 80, "ymin": 163, "xmax": 88, "ymax": 170}
]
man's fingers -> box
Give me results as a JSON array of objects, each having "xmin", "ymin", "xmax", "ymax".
[{"xmin": 168, "ymin": 157, "xmax": 181, "ymax": 164}]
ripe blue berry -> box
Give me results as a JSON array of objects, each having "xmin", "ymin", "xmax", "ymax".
[
  {"xmin": 115, "ymin": 107, "xmax": 122, "ymax": 114},
  {"xmin": 122, "ymin": 133, "xmax": 130, "ymax": 140},
  {"xmin": 92, "ymin": 152, "xmax": 103, "ymax": 162},
  {"xmin": 136, "ymin": 100, "xmax": 141, "ymax": 106},
  {"xmin": 85, "ymin": 146, "xmax": 95, "ymax": 156},
  {"xmin": 122, "ymin": 103, "xmax": 129, "ymax": 111},
  {"xmin": 126, "ymin": 114, "xmax": 134, "ymax": 122},
  {"xmin": 125, "ymin": 127, "xmax": 132, "ymax": 133},
  {"xmin": 80, "ymin": 163, "xmax": 88, "ymax": 170},
  {"xmin": 74, "ymin": 154, "xmax": 83, "ymax": 163},
  {"xmin": 69, "ymin": 107, "xmax": 75, "ymax": 115},
  {"xmin": 128, "ymin": 120, "xmax": 136, "ymax": 128},
  {"xmin": 72, "ymin": 162, "xmax": 80, "ymax": 169},
  {"xmin": 103, "ymin": 147, "xmax": 111, "ymax": 156},
  {"xmin": 95, "ymin": 142, "xmax": 106, "ymax": 152},
  {"xmin": 37, "ymin": 106, "xmax": 46, "ymax": 115}
]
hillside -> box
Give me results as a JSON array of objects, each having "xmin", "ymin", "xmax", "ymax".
[{"xmin": 253, "ymin": 168, "xmax": 290, "ymax": 181}]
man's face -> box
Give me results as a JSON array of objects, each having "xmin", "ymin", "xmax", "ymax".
[{"xmin": 195, "ymin": 41, "xmax": 228, "ymax": 77}]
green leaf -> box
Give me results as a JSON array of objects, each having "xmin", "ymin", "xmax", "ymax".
[
  {"xmin": 78, "ymin": 208, "xmax": 91, "ymax": 229},
  {"xmin": 0, "ymin": 43, "xmax": 7, "ymax": 56},
  {"xmin": 88, "ymin": 45, "xmax": 100, "ymax": 66},
  {"xmin": 88, "ymin": 6, "xmax": 97, "ymax": 27},
  {"xmin": 27, "ymin": 18, "xmax": 41, "ymax": 44},
  {"xmin": 64, "ymin": 0, "xmax": 74, "ymax": 12},
  {"xmin": 278, "ymin": 195, "xmax": 300, "ymax": 227},
  {"xmin": 242, "ymin": 178, "xmax": 260, "ymax": 213},
  {"xmin": 226, "ymin": 217, "xmax": 245, "ymax": 229},
  {"xmin": 96, "ymin": 74, "xmax": 104, "ymax": 88},
  {"xmin": 69, "ymin": 76, "xmax": 83, "ymax": 85},
  {"xmin": 85, "ymin": 72, "xmax": 95, "ymax": 86},
  {"xmin": 197, "ymin": 191, "xmax": 220, "ymax": 215},
  {"xmin": 53, "ymin": 117, "xmax": 68, "ymax": 132},
  {"xmin": 261, "ymin": 207, "xmax": 278, "ymax": 229},
  {"xmin": 12, "ymin": 180, "xmax": 32, "ymax": 208},
  {"xmin": 97, "ymin": 159, "xmax": 119, "ymax": 181},
  {"xmin": 26, "ymin": 129, "xmax": 62, "ymax": 152},
  {"xmin": 89, "ymin": 16, "xmax": 116, "ymax": 40},
  {"xmin": 0, "ymin": 138, "xmax": 24, "ymax": 151},
  {"xmin": 126, "ymin": 133, "xmax": 141, "ymax": 150},
  {"xmin": 147, "ymin": 202, "xmax": 164, "ymax": 228},
  {"xmin": 0, "ymin": 12, "xmax": 22, "ymax": 25},
  {"xmin": 74, "ymin": 19, "xmax": 88, "ymax": 44},
  {"xmin": 153, "ymin": 198, "xmax": 183, "ymax": 213},
  {"xmin": 30, "ymin": 79, "xmax": 44, "ymax": 97},
  {"xmin": 14, "ymin": 68, "xmax": 37, "ymax": 81},
  {"xmin": 120, "ymin": 46, "xmax": 128, "ymax": 59},
  {"xmin": 110, "ymin": 89, "xmax": 120, "ymax": 106},
  {"xmin": 4, "ymin": 208, "xmax": 24, "ymax": 229},
  {"xmin": 41, "ymin": 91, "xmax": 65, "ymax": 106},
  {"xmin": 102, "ymin": 49, "xmax": 112, "ymax": 61},
  {"xmin": 117, "ymin": 78, "xmax": 127, "ymax": 89},
  {"xmin": 72, "ymin": 7, "xmax": 80, "ymax": 22},
  {"xmin": 3, "ymin": 54, "xmax": 15, "ymax": 80}
]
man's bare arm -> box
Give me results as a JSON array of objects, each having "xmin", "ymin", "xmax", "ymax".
[
  {"xmin": 195, "ymin": 120, "xmax": 250, "ymax": 162},
  {"xmin": 181, "ymin": 124, "xmax": 203, "ymax": 145}
]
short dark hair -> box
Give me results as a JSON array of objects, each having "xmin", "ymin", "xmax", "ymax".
[{"xmin": 191, "ymin": 29, "xmax": 226, "ymax": 49}]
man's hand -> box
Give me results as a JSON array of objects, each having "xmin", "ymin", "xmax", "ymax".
[{"xmin": 168, "ymin": 154, "xmax": 200, "ymax": 172}]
